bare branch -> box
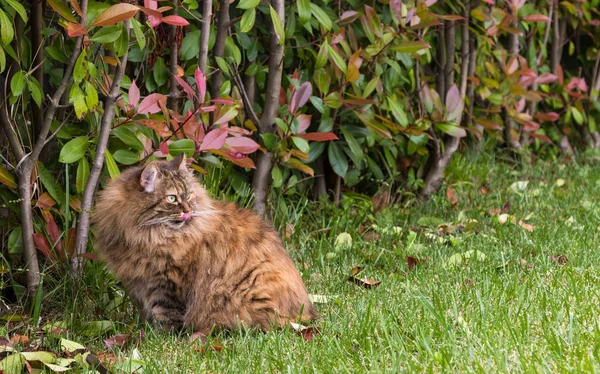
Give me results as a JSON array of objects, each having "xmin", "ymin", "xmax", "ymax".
[
  {"xmin": 168, "ymin": 0, "xmax": 180, "ymax": 112},
  {"xmin": 210, "ymin": 1, "xmax": 229, "ymax": 100},
  {"xmin": 231, "ymin": 66, "xmax": 260, "ymax": 125}
]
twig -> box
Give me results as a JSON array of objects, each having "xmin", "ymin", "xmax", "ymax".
[
  {"xmin": 231, "ymin": 65, "xmax": 260, "ymax": 125},
  {"xmin": 73, "ymin": 20, "xmax": 130, "ymax": 273},
  {"xmin": 198, "ymin": 0, "xmax": 212, "ymax": 75}
]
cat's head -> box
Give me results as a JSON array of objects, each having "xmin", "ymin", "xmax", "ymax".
[{"xmin": 133, "ymin": 154, "xmax": 209, "ymax": 229}]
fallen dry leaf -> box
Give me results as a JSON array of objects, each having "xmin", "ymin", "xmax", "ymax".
[
  {"xmin": 103, "ymin": 334, "xmax": 130, "ymax": 350},
  {"xmin": 372, "ymin": 187, "xmax": 391, "ymax": 213},
  {"xmin": 479, "ymin": 186, "xmax": 490, "ymax": 195},
  {"xmin": 549, "ymin": 254, "xmax": 568, "ymax": 266},
  {"xmin": 347, "ymin": 276, "xmax": 381, "ymax": 289},
  {"xmin": 350, "ymin": 266, "xmax": 363, "ymax": 276},
  {"xmin": 502, "ymin": 201, "xmax": 511, "ymax": 214},
  {"xmin": 284, "ymin": 224, "xmax": 295, "ymax": 239},
  {"xmin": 446, "ymin": 188, "xmax": 458, "ymax": 207},
  {"xmin": 87, "ymin": 352, "xmax": 113, "ymax": 374},
  {"xmin": 518, "ymin": 220, "xmax": 534, "ymax": 232},
  {"xmin": 362, "ymin": 232, "xmax": 381, "ymax": 242},
  {"xmin": 519, "ymin": 258, "xmax": 534, "ymax": 270},
  {"xmin": 488, "ymin": 208, "xmax": 501, "ymax": 216},
  {"xmin": 290, "ymin": 322, "xmax": 320, "ymax": 342},
  {"xmin": 406, "ymin": 256, "xmax": 429, "ymax": 270},
  {"xmin": 10, "ymin": 334, "xmax": 30, "ymax": 346},
  {"xmin": 195, "ymin": 344, "xmax": 224, "ymax": 353}
]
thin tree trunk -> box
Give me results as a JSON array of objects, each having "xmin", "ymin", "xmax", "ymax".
[
  {"xmin": 73, "ymin": 22, "xmax": 130, "ymax": 273},
  {"xmin": 198, "ymin": 0, "xmax": 213, "ymax": 76},
  {"xmin": 313, "ymin": 154, "xmax": 327, "ymax": 200},
  {"xmin": 504, "ymin": 28, "xmax": 524, "ymax": 151},
  {"xmin": 167, "ymin": 2, "xmax": 180, "ymax": 113},
  {"xmin": 435, "ymin": 25, "xmax": 446, "ymax": 102},
  {"xmin": 211, "ymin": 1, "xmax": 229, "ymax": 100},
  {"xmin": 30, "ymin": 0, "xmax": 45, "ymax": 160},
  {"xmin": 420, "ymin": 9, "xmax": 462, "ymax": 199},
  {"xmin": 252, "ymin": 0, "xmax": 284, "ymax": 217},
  {"xmin": 589, "ymin": 50, "xmax": 600, "ymax": 147},
  {"xmin": 0, "ymin": 0, "xmax": 88, "ymax": 299}
]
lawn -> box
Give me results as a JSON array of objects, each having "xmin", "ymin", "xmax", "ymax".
[{"xmin": 3, "ymin": 152, "xmax": 600, "ymax": 373}]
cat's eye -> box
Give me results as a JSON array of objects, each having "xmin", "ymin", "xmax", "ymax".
[{"xmin": 166, "ymin": 195, "xmax": 177, "ymax": 203}]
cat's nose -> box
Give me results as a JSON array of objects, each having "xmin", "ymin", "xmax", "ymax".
[{"xmin": 181, "ymin": 202, "xmax": 191, "ymax": 213}]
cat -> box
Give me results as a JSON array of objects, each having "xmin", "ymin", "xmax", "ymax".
[{"xmin": 93, "ymin": 154, "xmax": 318, "ymax": 334}]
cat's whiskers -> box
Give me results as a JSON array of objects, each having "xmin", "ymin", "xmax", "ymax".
[
  {"xmin": 191, "ymin": 210, "xmax": 218, "ymax": 217},
  {"xmin": 138, "ymin": 210, "xmax": 218, "ymax": 227}
]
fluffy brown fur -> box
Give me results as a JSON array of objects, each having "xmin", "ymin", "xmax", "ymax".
[{"xmin": 93, "ymin": 154, "xmax": 317, "ymax": 332}]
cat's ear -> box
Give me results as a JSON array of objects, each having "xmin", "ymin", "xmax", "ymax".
[
  {"xmin": 171, "ymin": 153, "xmax": 188, "ymax": 172},
  {"xmin": 140, "ymin": 163, "xmax": 159, "ymax": 193}
]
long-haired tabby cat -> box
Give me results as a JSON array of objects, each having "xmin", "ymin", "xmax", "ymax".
[{"xmin": 93, "ymin": 154, "xmax": 317, "ymax": 334}]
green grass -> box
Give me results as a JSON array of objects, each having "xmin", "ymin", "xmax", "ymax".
[{"xmin": 5, "ymin": 153, "xmax": 600, "ymax": 372}]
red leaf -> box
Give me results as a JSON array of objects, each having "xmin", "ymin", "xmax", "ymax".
[
  {"xmin": 337, "ymin": 10, "xmax": 359, "ymax": 25},
  {"xmin": 173, "ymin": 74, "xmax": 197, "ymax": 102},
  {"xmin": 210, "ymin": 98, "xmax": 235, "ymax": 105},
  {"xmin": 66, "ymin": 228, "xmax": 76, "ymax": 258},
  {"xmin": 289, "ymin": 82, "xmax": 312, "ymax": 115},
  {"xmin": 534, "ymin": 73, "xmax": 557, "ymax": 85},
  {"xmin": 135, "ymin": 119, "xmax": 170, "ymax": 137},
  {"xmin": 77, "ymin": 253, "xmax": 99, "ymax": 260},
  {"xmin": 46, "ymin": 218, "xmax": 62, "ymax": 251},
  {"xmin": 129, "ymin": 80, "xmax": 140, "ymax": 109},
  {"xmin": 195, "ymin": 67, "xmax": 206, "ymax": 101},
  {"xmin": 161, "ymin": 15, "xmax": 189, "ymax": 26},
  {"xmin": 199, "ymin": 128, "xmax": 228, "ymax": 151},
  {"xmin": 214, "ymin": 107, "xmax": 238, "ymax": 126},
  {"xmin": 137, "ymin": 93, "xmax": 167, "ymax": 114},
  {"xmin": 137, "ymin": 6, "xmax": 162, "ymax": 27},
  {"xmin": 279, "ymin": 87, "xmax": 287, "ymax": 106},
  {"xmin": 534, "ymin": 112, "xmax": 559, "ymax": 122},
  {"xmin": 295, "ymin": 132, "xmax": 339, "ymax": 141},
  {"xmin": 10, "ymin": 335, "xmax": 30, "ymax": 346},
  {"xmin": 33, "ymin": 233, "xmax": 53, "ymax": 258},
  {"xmin": 225, "ymin": 137, "xmax": 260, "ymax": 154},
  {"xmin": 67, "ymin": 22, "xmax": 87, "ymax": 37},
  {"xmin": 209, "ymin": 149, "xmax": 256, "ymax": 168},
  {"xmin": 159, "ymin": 141, "xmax": 169, "ymax": 156},
  {"xmin": 35, "ymin": 192, "xmax": 56, "ymax": 210},
  {"xmin": 93, "ymin": 3, "xmax": 139, "ymax": 26},
  {"xmin": 530, "ymin": 132, "xmax": 552, "ymax": 143},
  {"xmin": 522, "ymin": 14, "xmax": 551, "ymax": 22},
  {"xmin": 474, "ymin": 118, "xmax": 502, "ymax": 130},
  {"xmin": 296, "ymin": 114, "xmax": 311, "ymax": 134},
  {"xmin": 389, "ymin": 0, "xmax": 402, "ymax": 21}
]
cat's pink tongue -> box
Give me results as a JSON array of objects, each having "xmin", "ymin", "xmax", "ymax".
[{"xmin": 179, "ymin": 212, "xmax": 192, "ymax": 222}]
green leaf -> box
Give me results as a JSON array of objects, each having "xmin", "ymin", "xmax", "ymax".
[
  {"xmin": 310, "ymin": 3, "xmax": 332, "ymax": 31},
  {"xmin": 261, "ymin": 133, "xmax": 278, "ymax": 151},
  {"xmin": 390, "ymin": 41, "xmax": 431, "ymax": 54},
  {"xmin": 0, "ymin": 164, "xmax": 16, "ymax": 189},
  {"xmin": 90, "ymin": 25, "xmax": 122, "ymax": 43},
  {"xmin": 112, "ymin": 126, "xmax": 144, "ymax": 150},
  {"xmin": 571, "ymin": 107, "xmax": 584, "ymax": 125},
  {"xmin": 340, "ymin": 127, "xmax": 363, "ymax": 161},
  {"xmin": 269, "ymin": 5, "xmax": 285, "ymax": 46},
  {"xmin": 153, "ymin": 57, "xmax": 168, "ymax": 87},
  {"xmin": 10, "ymin": 71, "xmax": 25, "ymax": 97},
  {"xmin": 38, "ymin": 163, "xmax": 66, "ymax": 205},
  {"xmin": 0, "ymin": 353, "xmax": 25, "ymax": 373},
  {"xmin": 112, "ymin": 150, "xmax": 139, "ymax": 165},
  {"xmin": 237, "ymin": 0, "xmax": 260, "ymax": 10},
  {"xmin": 297, "ymin": 0, "xmax": 311, "ymax": 25},
  {"xmin": 21, "ymin": 351, "xmax": 56, "ymax": 364},
  {"xmin": 47, "ymin": 0, "xmax": 78, "ymax": 22},
  {"xmin": 73, "ymin": 49, "xmax": 87, "ymax": 83},
  {"xmin": 27, "ymin": 77, "xmax": 44, "ymax": 107},
  {"xmin": 180, "ymin": 30, "xmax": 200, "ymax": 61},
  {"xmin": 59, "ymin": 136, "xmax": 88, "ymax": 164},
  {"xmin": 0, "ymin": 47, "xmax": 5, "ymax": 73},
  {"xmin": 78, "ymin": 320, "xmax": 115, "ymax": 337},
  {"xmin": 271, "ymin": 165, "xmax": 283, "ymax": 188},
  {"xmin": 60, "ymin": 338, "xmax": 86, "ymax": 353},
  {"xmin": 69, "ymin": 84, "xmax": 87, "ymax": 119},
  {"xmin": 240, "ymin": 9, "xmax": 256, "ymax": 33},
  {"xmin": 215, "ymin": 56, "xmax": 230, "ymax": 77},
  {"xmin": 0, "ymin": 9, "xmax": 14, "ymax": 45},
  {"xmin": 8, "ymin": 227, "xmax": 23, "ymax": 255},
  {"xmin": 436, "ymin": 123, "xmax": 467, "ymax": 138},
  {"xmin": 168, "ymin": 139, "xmax": 195, "ymax": 157},
  {"xmin": 326, "ymin": 44, "xmax": 347, "ymax": 73},
  {"xmin": 366, "ymin": 155, "xmax": 384, "ymax": 180},
  {"xmin": 104, "ymin": 150, "xmax": 121, "ymax": 180},
  {"xmin": 328, "ymin": 142, "xmax": 348, "ymax": 178},
  {"xmin": 387, "ymin": 96, "xmax": 408, "ymax": 127},
  {"xmin": 6, "ymin": 0, "xmax": 28, "ymax": 22},
  {"xmin": 84, "ymin": 81, "xmax": 98, "ymax": 111},
  {"xmin": 76, "ymin": 157, "xmax": 90, "ymax": 194},
  {"xmin": 130, "ymin": 17, "xmax": 146, "ymax": 49},
  {"xmin": 291, "ymin": 136, "xmax": 310, "ymax": 154}
]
